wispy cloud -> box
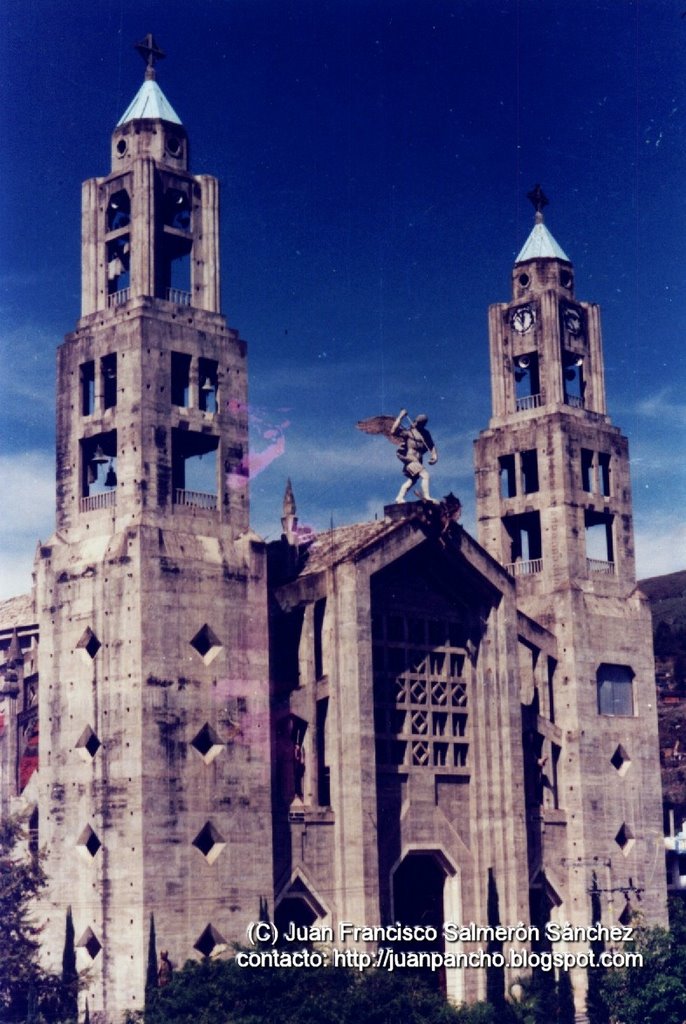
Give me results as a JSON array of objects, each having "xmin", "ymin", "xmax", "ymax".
[
  {"xmin": 635, "ymin": 516, "xmax": 686, "ymax": 579},
  {"xmin": 0, "ymin": 451, "xmax": 55, "ymax": 600},
  {"xmin": 634, "ymin": 387, "xmax": 686, "ymax": 426}
]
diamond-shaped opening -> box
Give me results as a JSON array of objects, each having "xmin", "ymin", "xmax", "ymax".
[
  {"xmin": 610, "ymin": 744, "xmax": 631, "ymax": 776},
  {"xmin": 411, "ymin": 741, "xmax": 429, "ymax": 766},
  {"xmin": 75, "ymin": 725, "xmax": 101, "ymax": 760},
  {"xmin": 76, "ymin": 627, "xmax": 101, "ymax": 660},
  {"xmin": 431, "ymin": 681, "xmax": 448, "ymax": 705},
  {"xmin": 450, "ymin": 683, "xmax": 467, "ymax": 707},
  {"xmin": 194, "ymin": 923, "xmax": 226, "ymax": 958},
  {"xmin": 192, "ymin": 821, "xmax": 226, "ymax": 864},
  {"xmin": 77, "ymin": 927, "xmax": 102, "ymax": 959},
  {"xmin": 410, "ymin": 680, "xmax": 427, "ymax": 704},
  {"xmin": 76, "ymin": 824, "xmax": 102, "ymax": 858},
  {"xmin": 615, "ymin": 822, "xmax": 635, "ymax": 856},
  {"xmin": 618, "ymin": 901, "xmax": 633, "ymax": 926},
  {"xmin": 190, "ymin": 723, "xmax": 224, "ymax": 765},
  {"xmin": 411, "ymin": 711, "xmax": 428, "ymax": 735},
  {"xmin": 189, "ymin": 624, "xmax": 223, "ymax": 665}
]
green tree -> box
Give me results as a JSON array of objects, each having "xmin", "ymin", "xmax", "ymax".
[
  {"xmin": 0, "ymin": 814, "xmax": 51, "ymax": 1020},
  {"xmin": 600, "ymin": 898, "xmax": 686, "ymax": 1024},
  {"xmin": 62, "ymin": 905, "xmax": 78, "ymax": 1020},
  {"xmin": 140, "ymin": 956, "xmax": 522, "ymax": 1024},
  {"xmin": 146, "ymin": 913, "xmax": 158, "ymax": 1006},
  {"xmin": 485, "ymin": 868, "xmax": 505, "ymax": 1011},
  {"xmin": 0, "ymin": 813, "xmax": 77, "ymax": 1022},
  {"xmin": 557, "ymin": 969, "xmax": 575, "ymax": 1024},
  {"xmin": 528, "ymin": 875, "xmax": 558, "ymax": 1024},
  {"xmin": 586, "ymin": 873, "xmax": 608, "ymax": 1024}
]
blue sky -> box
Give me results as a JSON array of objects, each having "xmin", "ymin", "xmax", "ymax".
[{"xmin": 1, "ymin": 0, "xmax": 685, "ymax": 599}]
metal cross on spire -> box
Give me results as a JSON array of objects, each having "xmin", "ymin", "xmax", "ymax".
[
  {"xmin": 527, "ymin": 184, "xmax": 549, "ymax": 215},
  {"xmin": 134, "ymin": 34, "xmax": 166, "ymax": 80}
]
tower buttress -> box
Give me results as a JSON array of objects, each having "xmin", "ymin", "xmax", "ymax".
[
  {"xmin": 475, "ymin": 192, "xmax": 632, "ymax": 593},
  {"xmin": 36, "ymin": 45, "xmax": 272, "ymax": 1021},
  {"xmin": 474, "ymin": 189, "xmax": 666, "ymax": 1012}
]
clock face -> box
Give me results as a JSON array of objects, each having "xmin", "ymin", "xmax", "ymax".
[
  {"xmin": 510, "ymin": 305, "xmax": 535, "ymax": 334},
  {"xmin": 563, "ymin": 306, "xmax": 583, "ymax": 336}
]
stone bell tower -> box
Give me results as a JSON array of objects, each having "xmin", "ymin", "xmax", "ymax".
[
  {"xmin": 474, "ymin": 187, "xmax": 666, "ymax": 1010},
  {"xmin": 35, "ymin": 38, "xmax": 272, "ymax": 1021}
]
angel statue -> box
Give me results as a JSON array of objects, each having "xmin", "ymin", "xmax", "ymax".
[{"xmin": 357, "ymin": 408, "xmax": 439, "ymax": 504}]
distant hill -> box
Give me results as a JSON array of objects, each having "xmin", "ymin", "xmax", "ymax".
[
  {"xmin": 640, "ymin": 569, "xmax": 686, "ymax": 689},
  {"xmin": 640, "ymin": 570, "xmax": 686, "ymax": 828},
  {"xmin": 640, "ymin": 569, "xmax": 686, "ymax": 630}
]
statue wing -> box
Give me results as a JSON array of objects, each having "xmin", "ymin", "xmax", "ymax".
[{"xmin": 356, "ymin": 415, "xmax": 402, "ymax": 445}]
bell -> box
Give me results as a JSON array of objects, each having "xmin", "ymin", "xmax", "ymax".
[
  {"xmin": 91, "ymin": 445, "xmax": 108, "ymax": 465},
  {"xmin": 200, "ymin": 376, "xmax": 214, "ymax": 392},
  {"xmin": 104, "ymin": 463, "xmax": 117, "ymax": 488},
  {"xmin": 516, "ymin": 355, "xmax": 530, "ymax": 369}
]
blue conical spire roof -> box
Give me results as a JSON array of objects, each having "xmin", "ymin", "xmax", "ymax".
[
  {"xmin": 515, "ymin": 212, "xmax": 570, "ymax": 263},
  {"xmin": 117, "ymin": 78, "xmax": 182, "ymax": 127}
]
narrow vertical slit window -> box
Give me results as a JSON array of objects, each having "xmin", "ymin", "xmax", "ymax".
[
  {"xmin": 171, "ymin": 352, "xmax": 191, "ymax": 407},
  {"xmin": 550, "ymin": 743, "xmax": 561, "ymax": 809},
  {"xmin": 599, "ymin": 452, "xmax": 611, "ymax": 496},
  {"xmin": 314, "ymin": 598, "xmax": 326, "ymax": 680},
  {"xmin": 101, "ymin": 354, "xmax": 117, "ymax": 409},
  {"xmin": 520, "ymin": 449, "xmax": 539, "ymax": 493},
  {"xmin": 81, "ymin": 361, "xmax": 95, "ymax": 416},
  {"xmin": 581, "ymin": 448, "xmax": 594, "ymax": 492},
  {"xmin": 198, "ymin": 358, "xmax": 218, "ymax": 413},
  {"xmin": 499, "ymin": 454, "xmax": 516, "ymax": 498},
  {"xmin": 316, "ymin": 698, "xmax": 330, "ymax": 806},
  {"xmin": 547, "ymin": 657, "xmax": 556, "ymax": 724}
]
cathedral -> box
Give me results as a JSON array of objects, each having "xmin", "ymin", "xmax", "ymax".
[{"xmin": 0, "ymin": 44, "xmax": 666, "ymax": 1024}]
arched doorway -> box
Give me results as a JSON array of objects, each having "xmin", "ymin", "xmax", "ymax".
[
  {"xmin": 392, "ymin": 852, "xmax": 446, "ymax": 988},
  {"xmin": 274, "ymin": 896, "xmax": 317, "ymax": 939}
]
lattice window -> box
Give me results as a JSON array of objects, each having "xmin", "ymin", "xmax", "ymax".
[{"xmin": 373, "ymin": 612, "xmax": 470, "ymax": 773}]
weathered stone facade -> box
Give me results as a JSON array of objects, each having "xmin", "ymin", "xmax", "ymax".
[
  {"xmin": 32, "ymin": 64, "xmax": 272, "ymax": 1020},
  {"xmin": 0, "ymin": 66, "xmax": 666, "ymax": 1024}
]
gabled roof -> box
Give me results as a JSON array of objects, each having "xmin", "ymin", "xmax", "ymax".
[
  {"xmin": 515, "ymin": 220, "xmax": 570, "ymax": 264},
  {"xmin": 0, "ymin": 592, "xmax": 35, "ymax": 632},
  {"xmin": 117, "ymin": 79, "xmax": 182, "ymax": 127},
  {"xmin": 293, "ymin": 520, "xmax": 397, "ymax": 577}
]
